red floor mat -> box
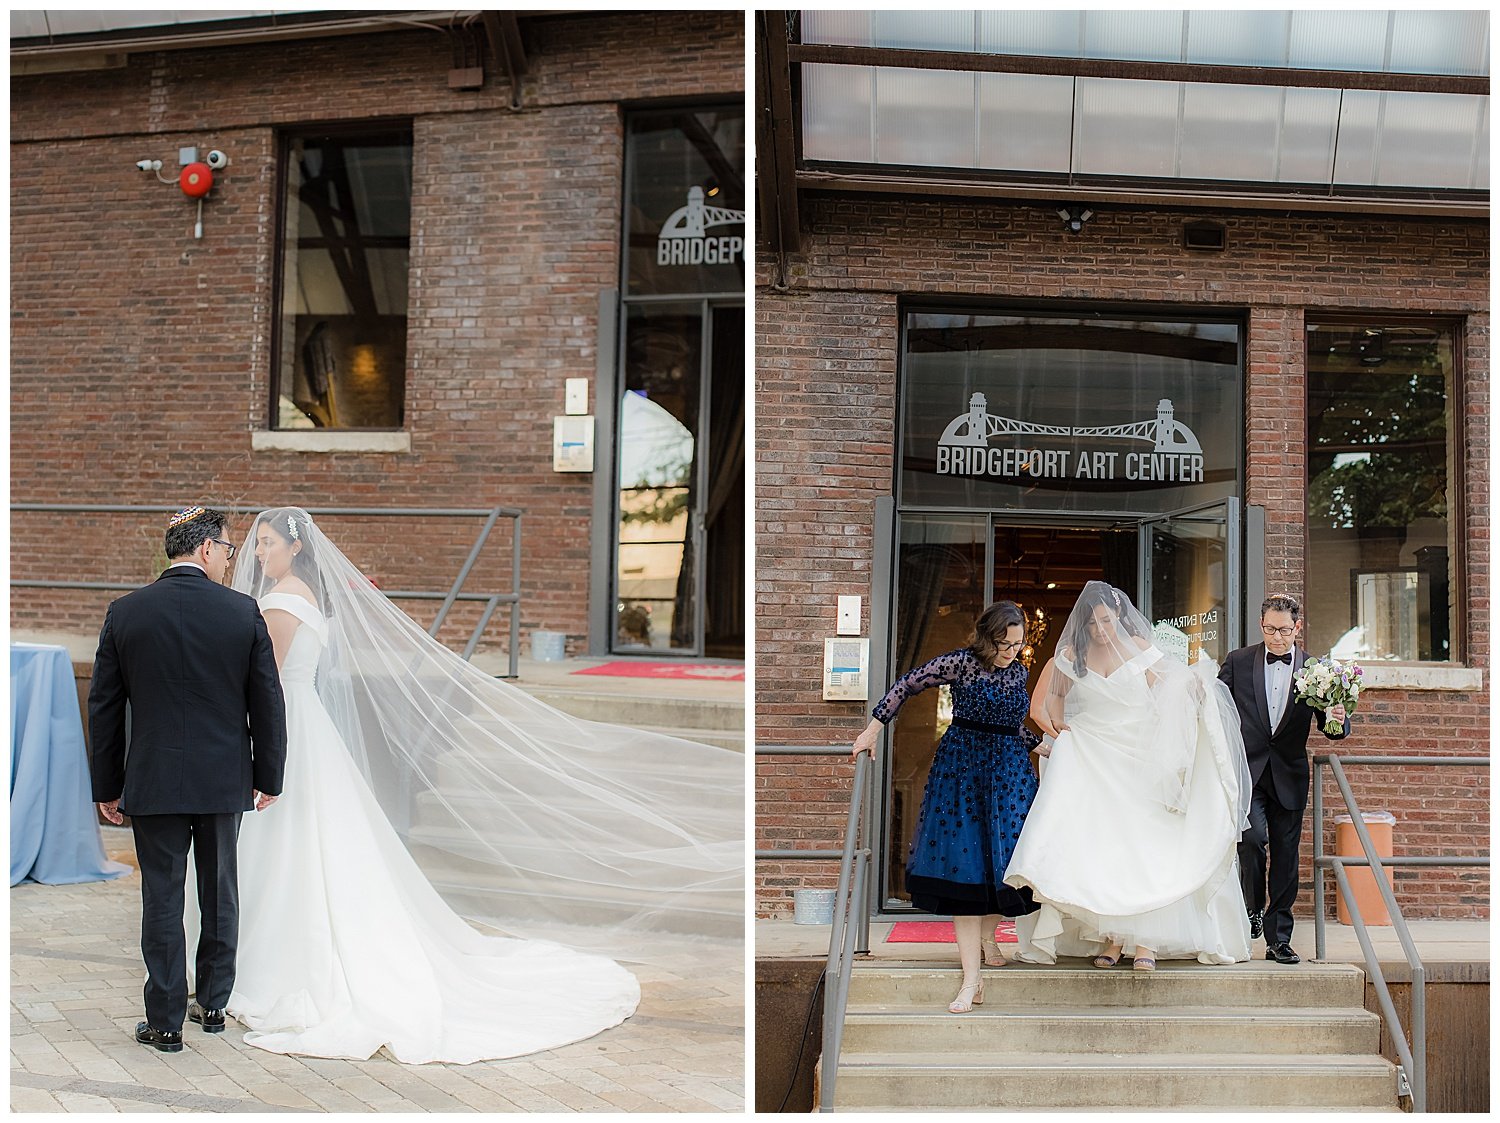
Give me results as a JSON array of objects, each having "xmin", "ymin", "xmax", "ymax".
[
  {"xmin": 886, "ymin": 920, "xmax": 1018, "ymax": 944},
  {"xmin": 570, "ymin": 661, "xmax": 744, "ymax": 681}
]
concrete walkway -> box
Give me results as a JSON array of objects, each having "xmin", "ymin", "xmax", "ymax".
[{"xmin": 12, "ymin": 831, "xmax": 744, "ymax": 1114}]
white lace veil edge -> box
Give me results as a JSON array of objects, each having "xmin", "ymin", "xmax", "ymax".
[
  {"xmin": 1042, "ymin": 580, "xmax": 1250, "ymax": 829},
  {"xmin": 233, "ymin": 508, "xmax": 743, "ymax": 964}
]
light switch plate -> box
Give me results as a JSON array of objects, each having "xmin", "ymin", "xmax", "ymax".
[{"xmin": 836, "ymin": 595, "xmax": 862, "ymax": 636}]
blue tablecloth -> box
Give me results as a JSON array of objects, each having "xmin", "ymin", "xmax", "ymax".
[{"xmin": 11, "ymin": 643, "xmax": 130, "ymax": 886}]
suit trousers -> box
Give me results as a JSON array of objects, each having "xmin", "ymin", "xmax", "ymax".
[
  {"xmin": 1237, "ymin": 779, "xmax": 1304, "ymax": 947},
  {"xmin": 131, "ymin": 813, "xmax": 242, "ymax": 1031}
]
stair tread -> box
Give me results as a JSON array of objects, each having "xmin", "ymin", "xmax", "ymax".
[
  {"xmin": 847, "ymin": 1107, "xmax": 1404, "ymax": 1113},
  {"xmin": 854, "ymin": 960, "xmax": 1364, "ymax": 974},
  {"xmin": 838, "ymin": 1051, "xmax": 1398, "ymax": 1071},
  {"xmin": 845, "ymin": 1004, "xmax": 1380, "ymax": 1021}
]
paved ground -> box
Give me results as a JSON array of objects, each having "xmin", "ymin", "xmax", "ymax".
[{"xmin": 12, "ymin": 832, "xmax": 744, "ymax": 1114}]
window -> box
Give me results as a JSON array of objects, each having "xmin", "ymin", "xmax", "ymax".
[
  {"xmin": 899, "ymin": 310, "xmax": 1242, "ymax": 515},
  {"xmin": 1306, "ymin": 321, "xmax": 1457, "ymax": 662},
  {"xmin": 273, "ymin": 126, "xmax": 412, "ymax": 429}
]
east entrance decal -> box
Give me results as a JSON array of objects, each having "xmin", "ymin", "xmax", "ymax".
[{"xmin": 936, "ymin": 393, "xmax": 1206, "ymax": 484}]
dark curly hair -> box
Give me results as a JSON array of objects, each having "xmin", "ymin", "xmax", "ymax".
[
  {"xmin": 969, "ymin": 600, "xmax": 1026, "ymax": 668},
  {"xmin": 164, "ymin": 507, "xmax": 227, "ymax": 560},
  {"xmin": 1260, "ymin": 592, "xmax": 1302, "ymax": 622}
]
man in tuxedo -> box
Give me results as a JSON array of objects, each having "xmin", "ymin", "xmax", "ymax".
[
  {"xmin": 1218, "ymin": 592, "xmax": 1349, "ymax": 965},
  {"xmin": 89, "ymin": 506, "xmax": 287, "ymax": 1051}
]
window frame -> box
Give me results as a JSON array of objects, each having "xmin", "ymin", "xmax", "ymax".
[
  {"xmin": 268, "ymin": 117, "xmax": 415, "ymax": 433},
  {"xmin": 1302, "ymin": 311, "xmax": 1467, "ymax": 666}
]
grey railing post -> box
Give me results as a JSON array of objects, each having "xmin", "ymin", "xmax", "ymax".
[
  {"xmin": 429, "ymin": 506, "xmax": 502, "ymax": 638},
  {"xmin": 510, "ymin": 514, "xmax": 523, "ymax": 679},
  {"xmin": 1313, "ymin": 756, "xmax": 1326, "ymax": 961},
  {"xmin": 821, "ymin": 750, "xmax": 870, "ymax": 1112},
  {"xmin": 1311, "ymin": 753, "xmax": 1487, "ymax": 1113}
]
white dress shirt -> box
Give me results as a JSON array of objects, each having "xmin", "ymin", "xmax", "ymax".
[{"xmin": 1264, "ymin": 649, "xmax": 1294, "ymax": 731}]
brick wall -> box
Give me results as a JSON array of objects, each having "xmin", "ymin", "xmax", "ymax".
[
  {"xmin": 11, "ymin": 11, "xmax": 743, "ymax": 654},
  {"xmin": 755, "ymin": 196, "xmax": 1489, "ymax": 919}
]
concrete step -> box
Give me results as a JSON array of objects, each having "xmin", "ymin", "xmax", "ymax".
[
  {"xmin": 841, "ymin": 1004, "xmax": 1381, "ymax": 1056},
  {"xmin": 636, "ymin": 724, "xmax": 744, "ymax": 752},
  {"xmin": 407, "ymin": 839, "xmax": 742, "ymax": 939},
  {"xmin": 831, "ymin": 1052, "xmax": 1400, "ymax": 1110},
  {"xmin": 848, "ymin": 1106, "xmax": 1404, "ymax": 1113},
  {"xmin": 846, "ymin": 961, "xmax": 1367, "ymax": 1009},
  {"xmin": 514, "ymin": 685, "xmax": 744, "ymax": 731}
]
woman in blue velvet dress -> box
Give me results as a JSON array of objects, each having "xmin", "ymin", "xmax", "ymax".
[{"xmin": 852, "ymin": 601, "xmax": 1040, "ymax": 1013}]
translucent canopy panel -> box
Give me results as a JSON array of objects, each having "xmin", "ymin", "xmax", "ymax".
[
  {"xmin": 10, "ymin": 11, "xmax": 319, "ymax": 40},
  {"xmin": 803, "ymin": 64, "xmax": 1489, "ymax": 190},
  {"xmin": 802, "ymin": 10, "xmax": 1490, "ymax": 77}
]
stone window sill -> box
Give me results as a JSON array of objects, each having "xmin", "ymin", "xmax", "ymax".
[
  {"xmin": 251, "ymin": 430, "xmax": 411, "ymax": 454},
  {"xmin": 1356, "ymin": 664, "xmax": 1483, "ymax": 692}
]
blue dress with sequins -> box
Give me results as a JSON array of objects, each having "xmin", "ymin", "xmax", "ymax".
[{"xmin": 873, "ymin": 649, "xmax": 1041, "ymax": 917}]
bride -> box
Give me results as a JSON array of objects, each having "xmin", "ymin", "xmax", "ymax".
[
  {"xmin": 1004, "ymin": 581, "xmax": 1251, "ymax": 969},
  {"xmin": 187, "ymin": 507, "xmax": 742, "ymax": 1063}
]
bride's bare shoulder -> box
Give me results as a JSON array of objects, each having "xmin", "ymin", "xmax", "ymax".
[{"xmin": 271, "ymin": 575, "xmax": 317, "ymax": 607}]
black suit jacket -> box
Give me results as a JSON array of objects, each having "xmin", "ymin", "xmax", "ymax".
[
  {"xmin": 88, "ymin": 565, "xmax": 287, "ymax": 815},
  {"xmin": 1218, "ymin": 642, "xmax": 1349, "ymax": 812}
]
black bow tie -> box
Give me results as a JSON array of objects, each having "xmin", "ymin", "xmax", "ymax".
[{"xmin": 1266, "ymin": 651, "xmax": 1292, "ymax": 665}]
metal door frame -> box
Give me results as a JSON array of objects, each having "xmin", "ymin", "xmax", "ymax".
[
  {"xmin": 873, "ymin": 501, "xmax": 1245, "ymax": 914},
  {"xmin": 603, "ymin": 294, "xmax": 743, "ymax": 658}
]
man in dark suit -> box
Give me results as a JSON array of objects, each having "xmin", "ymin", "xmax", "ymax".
[
  {"xmin": 1219, "ymin": 592, "xmax": 1349, "ymax": 965},
  {"xmin": 89, "ymin": 506, "xmax": 286, "ymax": 1052}
]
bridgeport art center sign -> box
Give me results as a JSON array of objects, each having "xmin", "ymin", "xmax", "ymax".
[{"xmin": 937, "ymin": 393, "xmax": 1207, "ymax": 485}]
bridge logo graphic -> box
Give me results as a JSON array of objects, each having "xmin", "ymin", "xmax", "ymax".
[
  {"xmin": 656, "ymin": 186, "xmax": 745, "ymax": 267},
  {"xmin": 936, "ymin": 393, "xmax": 1206, "ymax": 484}
]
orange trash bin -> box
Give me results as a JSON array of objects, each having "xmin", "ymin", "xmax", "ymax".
[{"xmin": 1334, "ymin": 812, "xmax": 1396, "ymax": 926}]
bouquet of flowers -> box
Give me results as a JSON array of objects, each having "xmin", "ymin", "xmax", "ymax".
[{"xmin": 1293, "ymin": 656, "xmax": 1363, "ymax": 736}]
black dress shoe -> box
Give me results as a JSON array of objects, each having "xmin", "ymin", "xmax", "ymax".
[
  {"xmin": 188, "ymin": 1002, "xmax": 226, "ymax": 1034},
  {"xmin": 1248, "ymin": 910, "xmax": 1264, "ymax": 940},
  {"xmin": 1265, "ymin": 942, "xmax": 1301, "ymax": 964},
  {"xmin": 135, "ymin": 1022, "xmax": 184, "ymax": 1052}
]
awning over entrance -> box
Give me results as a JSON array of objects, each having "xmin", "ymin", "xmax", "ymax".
[{"xmin": 758, "ymin": 9, "xmax": 1490, "ymax": 266}]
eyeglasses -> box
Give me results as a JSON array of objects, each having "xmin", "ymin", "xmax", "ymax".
[
  {"xmin": 997, "ymin": 640, "xmax": 1025, "ymax": 651},
  {"xmin": 1261, "ymin": 624, "xmax": 1296, "ymax": 637},
  {"xmin": 210, "ymin": 539, "xmax": 237, "ymax": 560}
]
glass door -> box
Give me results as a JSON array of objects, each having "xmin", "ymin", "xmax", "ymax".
[
  {"xmin": 1138, "ymin": 499, "xmax": 1242, "ymax": 664},
  {"xmin": 613, "ymin": 300, "xmax": 743, "ymax": 656}
]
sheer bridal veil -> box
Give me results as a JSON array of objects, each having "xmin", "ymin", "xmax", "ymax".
[
  {"xmin": 1043, "ymin": 581, "xmax": 1251, "ymax": 831},
  {"xmin": 233, "ymin": 507, "xmax": 742, "ymax": 962}
]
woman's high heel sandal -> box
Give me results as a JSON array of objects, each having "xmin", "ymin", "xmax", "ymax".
[
  {"xmin": 1092, "ymin": 944, "xmax": 1123, "ymax": 969},
  {"xmin": 948, "ymin": 979, "xmax": 985, "ymax": 1014},
  {"xmin": 980, "ymin": 932, "xmax": 1007, "ymax": 967},
  {"xmin": 1133, "ymin": 953, "xmax": 1157, "ymax": 973}
]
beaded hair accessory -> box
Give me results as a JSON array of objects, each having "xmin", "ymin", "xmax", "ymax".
[
  {"xmin": 168, "ymin": 506, "xmax": 206, "ymax": 528},
  {"xmin": 287, "ymin": 515, "xmax": 300, "ymax": 541}
]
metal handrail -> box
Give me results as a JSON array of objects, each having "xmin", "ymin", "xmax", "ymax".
[
  {"xmin": 11, "ymin": 503, "xmax": 524, "ymax": 677},
  {"xmin": 754, "ymin": 743, "xmax": 872, "ymax": 1113},
  {"xmin": 1312, "ymin": 753, "xmax": 1490, "ymax": 1113}
]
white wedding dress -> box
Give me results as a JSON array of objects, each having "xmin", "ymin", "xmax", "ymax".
[
  {"xmin": 191, "ymin": 592, "xmax": 640, "ymax": 1063},
  {"xmin": 1004, "ymin": 646, "xmax": 1251, "ymax": 965}
]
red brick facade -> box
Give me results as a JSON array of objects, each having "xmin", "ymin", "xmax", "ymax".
[
  {"xmin": 11, "ymin": 12, "xmax": 743, "ymax": 653},
  {"xmin": 755, "ymin": 197, "xmax": 1488, "ymax": 919}
]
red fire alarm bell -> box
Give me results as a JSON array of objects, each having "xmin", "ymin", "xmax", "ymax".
[{"xmin": 179, "ymin": 163, "xmax": 213, "ymax": 198}]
